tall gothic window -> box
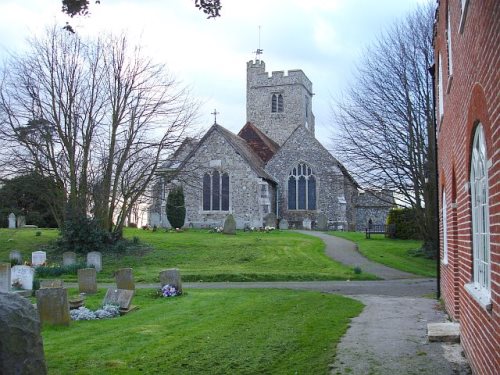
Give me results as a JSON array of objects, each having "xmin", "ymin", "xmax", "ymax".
[
  {"xmin": 203, "ymin": 171, "xmax": 230, "ymax": 211},
  {"xmin": 271, "ymin": 94, "xmax": 283, "ymax": 113},
  {"xmin": 470, "ymin": 124, "xmax": 490, "ymax": 297},
  {"xmin": 288, "ymin": 163, "xmax": 316, "ymax": 210}
]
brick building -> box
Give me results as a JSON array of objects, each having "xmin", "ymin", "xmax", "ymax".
[
  {"xmin": 149, "ymin": 60, "xmax": 393, "ymax": 229},
  {"xmin": 434, "ymin": 0, "xmax": 499, "ymax": 373}
]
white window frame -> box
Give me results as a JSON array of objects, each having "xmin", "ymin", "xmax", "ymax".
[
  {"xmin": 442, "ymin": 190, "xmax": 448, "ymax": 264},
  {"xmin": 459, "ymin": 0, "xmax": 469, "ymax": 33},
  {"xmin": 465, "ymin": 124, "xmax": 491, "ymax": 308},
  {"xmin": 446, "ymin": 8, "xmax": 453, "ymax": 77},
  {"xmin": 438, "ymin": 54, "xmax": 444, "ymax": 121}
]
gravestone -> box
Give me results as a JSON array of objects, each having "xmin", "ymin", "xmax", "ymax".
[
  {"xmin": 32, "ymin": 251, "xmax": 47, "ymax": 266},
  {"xmin": 316, "ymin": 213, "xmax": 328, "ymax": 231},
  {"xmin": 0, "ymin": 263, "xmax": 11, "ymax": 292},
  {"xmin": 40, "ymin": 279, "xmax": 64, "ymax": 289},
  {"xmin": 115, "ymin": 268, "xmax": 135, "ymax": 290},
  {"xmin": 62, "ymin": 251, "xmax": 77, "ymax": 266},
  {"xmin": 11, "ymin": 265, "xmax": 34, "ymax": 290},
  {"xmin": 280, "ymin": 219, "xmax": 289, "ymax": 230},
  {"xmin": 103, "ymin": 288, "xmax": 134, "ymax": 310},
  {"xmin": 263, "ymin": 212, "xmax": 277, "ymax": 228},
  {"xmin": 223, "ymin": 214, "xmax": 236, "ymax": 235},
  {"xmin": 8, "ymin": 212, "xmax": 16, "ymax": 228},
  {"xmin": 302, "ymin": 218, "xmax": 312, "ymax": 230},
  {"xmin": 17, "ymin": 215, "xmax": 26, "ymax": 228},
  {"xmin": 36, "ymin": 287, "xmax": 70, "ymax": 326},
  {"xmin": 159, "ymin": 268, "xmax": 182, "ymax": 293},
  {"xmin": 78, "ymin": 268, "xmax": 97, "ymax": 294},
  {"xmin": 87, "ymin": 251, "xmax": 102, "ymax": 272},
  {"xmin": 0, "ymin": 292, "xmax": 47, "ymax": 375},
  {"xmin": 9, "ymin": 250, "xmax": 22, "ymax": 265}
]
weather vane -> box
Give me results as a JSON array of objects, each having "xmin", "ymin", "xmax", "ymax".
[
  {"xmin": 211, "ymin": 109, "xmax": 219, "ymax": 124},
  {"xmin": 253, "ymin": 25, "xmax": 263, "ymax": 60}
]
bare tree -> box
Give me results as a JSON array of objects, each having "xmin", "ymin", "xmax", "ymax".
[
  {"xmin": 0, "ymin": 26, "xmax": 197, "ymax": 239},
  {"xmin": 331, "ymin": 3, "xmax": 436, "ymax": 253}
]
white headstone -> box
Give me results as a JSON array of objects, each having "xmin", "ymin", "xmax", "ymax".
[
  {"xmin": 87, "ymin": 251, "xmax": 102, "ymax": 272},
  {"xmin": 303, "ymin": 218, "xmax": 312, "ymax": 230},
  {"xmin": 0, "ymin": 263, "xmax": 11, "ymax": 292},
  {"xmin": 31, "ymin": 251, "xmax": 47, "ymax": 266},
  {"xmin": 62, "ymin": 251, "xmax": 77, "ymax": 266},
  {"xmin": 11, "ymin": 265, "xmax": 34, "ymax": 290},
  {"xmin": 8, "ymin": 213, "xmax": 16, "ymax": 229}
]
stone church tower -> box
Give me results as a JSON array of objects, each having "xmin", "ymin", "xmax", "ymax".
[{"xmin": 246, "ymin": 60, "xmax": 315, "ymax": 146}]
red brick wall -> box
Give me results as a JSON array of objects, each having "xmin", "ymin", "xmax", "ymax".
[{"xmin": 435, "ymin": 0, "xmax": 499, "ymax": 373}]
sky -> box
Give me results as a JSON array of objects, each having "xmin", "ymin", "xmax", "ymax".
[{"xmin": 0, "ymin": 0, "xmax": 427, "ymax": 146}]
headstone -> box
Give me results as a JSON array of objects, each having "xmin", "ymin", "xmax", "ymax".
[
  {"xmin": 316, "ymin": 213, "xmax": 328, "ymax": 231},
  {"xmin": 223, "ymin": 214, "xmax": 236, "ymax": 234},
  {"xmin": 302, "ymin": 218, "xmax": 312, "ymax": 230},
  {"xmin": 17, "ymin": 215, "xmax": 26, "ymax": 228},
  {"xmin": 11, "ymin": 265, "xmax": 34, "ymax": 290},
  {"xmin": 62, "ymin": 251, "xmax": 77, "ymax": 266},
  {"xmin": 263, "ymin": 212, "xmax": 277, "ymax": 228},
  {"xmin": 40, "ymin": 279, "xmax": 64, "ymax": 289},
  {"xmin": 159, "ymin": 268, "xmax": 182, "ymax": 293},
  {"xmin": 9, "ymin": 250, "xmax": 23, "ymax": 265},
  {"xmin": 0, "ymin": 292, "xmax": 47, "ymax": 375},
  {"xmin": 8, "ymin": 212, "xmax": 16, "ymax": 229},
  {"xmin": 115, "ymin": 268, "xmax": 135, "ymax": 290},
  {"xmin": 36, "ymin": 287, "xmax": 70, "ymax": 326},
  {"xmin": 78, "ymin": 268, "xmax": 97, "ymax": 294},
  {"xmin": 103, "ymin": 288, "xmax": 134, "ymax": 310},
  {"xmin": 32, "ymin": 251, "xmax": 47, "ymax": 266},
  {"xmin": 87, "ymin": 251, "xmax": 102, "ymax": 272},
  {"xmin": 0, "ymin": 263, "xmax": 11, "ymax": 293},
  {"xmin": 280, "ymin": 219, "xmax": 289, "ymax": 230}
]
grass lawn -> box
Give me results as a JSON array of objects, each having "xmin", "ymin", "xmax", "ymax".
[
  {"xmin": 329, "ymin": 231, "xmax": 436, "ymax": 277},
  {"xmin": 0, "ymin": 228, "xmax": 378, "ymax": 282},
  {"xmin": 43, "ymin": 288, "xmax": 363, "ymax": 374}
]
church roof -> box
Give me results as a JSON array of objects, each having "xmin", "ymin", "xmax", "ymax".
[
  {"xmin": 238, "ymin": 122, "xmax": 280, "ymax": 163},
  {"xmin": 158, "ymin": 137, "xmax": 199, "ymax": 172}
]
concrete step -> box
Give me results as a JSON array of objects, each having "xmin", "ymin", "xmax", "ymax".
[{"xmin": 428, "ymin": 322, "xmax": 460, "ymax": 343}]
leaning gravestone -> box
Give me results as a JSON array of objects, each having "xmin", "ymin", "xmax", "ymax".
[
  {"xmin": 103, "ymin": 288, "xmax": 134, "ymax": 310},
  {"xmin": 11, "ymin": 265, "xmax": 34, "ymax": 290},
  {"xmin": 17, "ymin": 215, "xmax": 26, "ymax": 228},
  {"xmin": 280, "ymin": 219, "xmax": 289, "ymax": 230},
  {"xmin": 159, "ymin": 268, "xmax": 182, "ymax": 293},
  {"xmin": 40, "ymin": 279, "xmax": 64, "ymax": 289},
  {"xmin": 115, "ymin": 268, "xmax": 135, "ymax": 290},
  {"xmin": 32, "ymin": 251, "xmax": 47, "ymax": 266},
  {"xmin": 87, "ymin": 251, "xmax": 102, "ymax": 272},
  {"xmin": 36, "ymin": 287, "xmax": 70, "ymax": 326},
  {"xmin": 9, "ymin": 250, "xmax": 22, "ymax": 265},
  {"xmin": 78, "ymin": 268, "xmax": 97, "ymax": 294},
  {"xmin": 62, "ymin": 251, "xmax": 77, "ymax": 266},
  {"xmin": 223, "ymin": 214, "xmax": 236, "ymax": 235},
  {"xmin": 0, "ymin": 263, "xmax": 11, "ymax": 293},
  {"xmin": 8, "ymin": 212, "xmax": 16, "ymax": 229},
  {"xmin": 302, "ymin": 218, "xmax": 312, "ymax": 230},
  {"xmin": 0, "ymin": 292, "xmax": 47, "ymax": 375},
  {"xmin": 263, "ymin": 212, "xmax": 277, "ymax": 228},
  {"xmin": 316, "ymin": 213, "xmax": 328, "ymax": 231}
]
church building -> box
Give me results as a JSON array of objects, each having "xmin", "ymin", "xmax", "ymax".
[{"xmin": 149, "ymin": 60, "xmax": 393, "ymax": 230}]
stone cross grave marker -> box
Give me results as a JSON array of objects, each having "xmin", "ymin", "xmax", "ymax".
[
  {"xmin": 11, "ymin": 265, "xmax": 34, "ymax": 290},
  {"xmin": 32, "ymin": 251, "xmax": 46, "ymax": 266},
  {"xmin": 280, "ymin": 218, "xmax": 289, "ymax": 230},
  {"xmin": 0, "ymin": 263, "xmax": 11, "ymax": 292},
  {"xmin": 103, "ymin": 288, "xmax": 134, "ymax": 310},
  {"xmin": 115, "ymin": 268, "xmax": 135, "ymax": 290},
  {"xmin": 62, "ymin": 251, "xmax": 77, "ymax": 267},
  {"xmin": 40, "ymin": 280, "xmax": 64, "ymax": 289},
  {"xmin": 302, "ymin": 218, "xmax": 312, "ymax": 230},
  {"xmin": 9, "ymin": 250, "xmax": 22, "ymax": 265},
  {"xmin": 35, "ymin": 287, "xmax": 70, "ymax": 326},
  {"xmin": 316, "ymin": 213, "xmax": 328, "ymax": 231},
  {"xmin": 8, "ymin": 212, "xmax": 16, "ymax": 228},
  {"xmin": 78, "ymin": 268, "xmax": 97, "ymax": 294},
  {"xmin": 86, "ymin": 251, "xmax": 102, "ymax": 272},
  {"xmin": 159, "ymin": 268, "xmax": 182, "ymax": 293}
]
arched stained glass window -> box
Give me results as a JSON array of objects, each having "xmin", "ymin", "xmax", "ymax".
[
  {"xmin": 287, "ymin": 163, "xmax": 316, "ymax": 210},
  {"xmin": 202, "ymin": 171, "xmax": 230, "ymax": 211}
]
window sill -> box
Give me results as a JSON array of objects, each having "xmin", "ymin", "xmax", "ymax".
[
  {"xmin": 464, "ymin": 283, "xmax": 492, "ymax": 312},
  {"xmin": 201, "ymin": 210, "xmax": 230, "ymax": 214},
  {"xmin": 446, "ymin": 75, "xmax": 453, "ymax": 94}
]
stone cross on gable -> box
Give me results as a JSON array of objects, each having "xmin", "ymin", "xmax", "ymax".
[{"xmin": 211, "ymin": 109, "xmax": 219, "ymax": 124}]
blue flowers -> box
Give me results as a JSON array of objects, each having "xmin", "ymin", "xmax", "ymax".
[{"xmin": 161, "ymin": 284, "xmax": 179, "ymax": 297}]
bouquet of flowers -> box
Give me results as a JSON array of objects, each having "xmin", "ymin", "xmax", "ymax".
[{"xmin": 161, "ymin": 284, "xmax": 179, "ymax": 297}]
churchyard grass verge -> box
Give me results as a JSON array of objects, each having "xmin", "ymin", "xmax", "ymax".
[
  {"xmin": 42, "ymin": 288, "xmax": 363, "ymax": 374},
  {"xmin": 329, "ymin": 231, "xmax": 435, "ymax": 277}
]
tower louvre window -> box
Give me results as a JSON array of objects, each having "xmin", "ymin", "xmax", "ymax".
[{"xmin": 271, "ymin": 93, "xmax": 284, "ymax": 113}]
